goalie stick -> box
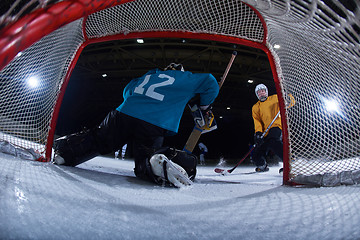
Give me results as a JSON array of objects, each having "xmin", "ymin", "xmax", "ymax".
[
  {"xmin": 214, "ymin": 110, "xmax": 281, "ymax": 174},
  {"xmin": 183, "ymin": 51, "xmax": 237, "ymax": 153}
]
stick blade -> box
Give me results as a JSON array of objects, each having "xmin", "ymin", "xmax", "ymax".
[
  {"xmin": 214, "ymin": 168, "xmax": 229, "ymax": 175},
  {"xmin": 214, "ymin": 168, "xmax": 224, "ymax": 173}
]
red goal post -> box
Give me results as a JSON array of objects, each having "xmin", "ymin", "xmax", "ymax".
[{"xmin": 0, "ymin": 0, "xmax": 359, "ymax": 187}]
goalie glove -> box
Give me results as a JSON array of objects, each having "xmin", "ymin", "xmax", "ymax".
[{"xmin": 189, "ymin": 104, "xmax": 217, "ymax": 132}]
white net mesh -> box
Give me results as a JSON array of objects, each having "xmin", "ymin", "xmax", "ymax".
[
  {"xmin": 250, "ymin": 0, "xmax": 360, "ymax": 184},
  {"xmin": 0, "ymin": 19, "xmax": 84, "ymax": 154},
  {"xmin": 85, "ymin": 0, "xmax": 264, "ymax": 42},
  {"xmin": 0, "ymin": 0, "xmax": 359, "ymax": 185}
]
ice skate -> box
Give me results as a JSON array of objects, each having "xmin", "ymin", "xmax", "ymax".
[
  {"xmin": 52, "ymin": 137, "xmax": 66, "ymax": 165},
  {"xmin": 255, "ymin": 164, "xmax": 269, "ymax": 172},
  {"xmin": 150, "ymin": 154, "xmax": 192, "ymax": 188},
  {"xmin": 53, "ymin": 155, "xmax": 65, "ymax": 165}
]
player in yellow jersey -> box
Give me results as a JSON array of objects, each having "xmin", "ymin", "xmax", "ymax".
[{"xmin": 252, "ymin": 84, "xmax": 283, "ymax": 172}]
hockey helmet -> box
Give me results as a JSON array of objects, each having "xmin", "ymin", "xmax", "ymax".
[
  {"xmin": 255, "ymin": 84, "xmax": 268, "ymax": 101},
  {"xmin": 164, "ymin": 63, "xmax": 184, "ymax": 72}
]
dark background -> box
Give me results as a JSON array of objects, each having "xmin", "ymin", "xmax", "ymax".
[{"xmin": 55, "ymin": 38, "xmax": 277, "ymax": 159}]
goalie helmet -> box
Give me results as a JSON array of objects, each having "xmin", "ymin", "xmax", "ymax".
[
  {"xmin": 164, "ymin": 63, "xmax": 184, "ymax": 72},
  {"xmin": 255, "ymin": 84, "xmax": 268, "ymax": 101}
]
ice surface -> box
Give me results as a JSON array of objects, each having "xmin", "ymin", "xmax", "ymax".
[{"xmin": 1, "ymin": 153, "xmax": 360, "ymax": 239}]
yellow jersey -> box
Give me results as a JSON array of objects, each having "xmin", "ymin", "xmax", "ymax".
[{"xmin": 252, "ymin": 94, "xmax": 281, "ymax": 136}]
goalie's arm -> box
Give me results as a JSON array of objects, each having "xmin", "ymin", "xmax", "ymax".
[
  {"xmin": 183, "ymin": 51, "xmax": 237, "ymax": 153},
  {"xmin": 196, "ymin": 74, "xmax": 220, "ymax": 107}
]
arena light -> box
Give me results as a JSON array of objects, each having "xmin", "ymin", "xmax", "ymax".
[
  {"xmin": 322, "ymin": 97, "xmax": 343, "ymax": 117},
  {"xmin": 274, "ymin": 44, "xmax": 281, "ymax": 49},
  {"xmin": 324, "ymin": 99, "xmax": 339, "ymax": 112},
  {"xmin": 136, "ymin": 39, "xmax": 144, "ymax": 43},
  {"xmin": 248, "ymin": 79, "xmax": 254, "ymax": 83},
  {"xmin": 27, "ymin": 76, "xmax": 39, "ymax": 88}
]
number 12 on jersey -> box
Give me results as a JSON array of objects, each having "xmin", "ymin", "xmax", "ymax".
[{"xmin": 134, "ymin": 74, "xmax": 175, "ymax": 101}]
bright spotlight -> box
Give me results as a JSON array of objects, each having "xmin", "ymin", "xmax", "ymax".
[
  {"xmin": 321, "ymin": 97, "xmax": 344, "ymax": 117},
  {"xmin": 27, "ymin": 76, "xmax": 39, "ymax": 88},
  {"xmin": 324, "ymin": 98, "xmax": 339, "ymax": 113},
  {"xmin": 136, "ymin": 39, "xmax": 144, "ymax": 44}
]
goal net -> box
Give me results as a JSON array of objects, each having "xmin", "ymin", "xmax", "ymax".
[{"xmin": 0, "ymin": 0, "xmax": 359, "ymax": 186}]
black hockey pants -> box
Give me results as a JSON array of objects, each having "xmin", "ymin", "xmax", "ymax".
[
  {"xmin": 252, "ymin": 127, "xmax": 283, "ymax": 167},
  {"xmin": 54, "ymin": 110, "xmax": 165, "ymax": 179}
]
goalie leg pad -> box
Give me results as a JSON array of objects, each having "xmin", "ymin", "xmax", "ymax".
[
  {"xmin": 154, "ymin": 147, "xmax": 197, "ymax": 181},
  {"xmin": 150, "ymin": 154, "xmax": 192, "ymax": 188},
  {"xmin": 53, "ymin": 129, "xmax": 99, "ymax": 166},
  {"xmin": 134, "ymin": 147, "xmax": 197, "ymax": 186}
]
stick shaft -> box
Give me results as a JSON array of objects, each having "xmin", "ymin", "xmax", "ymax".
[
  {"xmin": 183, "ymin": 51, "xmax": 237, "ymax": 153},
  {"xmin": 219, "ymin": 51, "xmax": 237, "ymax": 89},
  {"xmin": 183, "ymin": 127, "xmax": 202, "ymax": 153},
  {"xmin": 261, "ymin": 110, "xmax": 280, "ymax": 138}
]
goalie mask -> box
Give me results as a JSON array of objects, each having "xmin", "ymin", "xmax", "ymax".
[
  {"xmin": 164, "ymin": 63, "xmax": 184, "ymax": 72},
  {"xmin": 255, "ymin": 84, "xmax": 268, "ymax": 102}
]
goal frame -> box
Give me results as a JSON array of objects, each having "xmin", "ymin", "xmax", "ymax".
[{"xmin": 0, "ymin": 0, "xmax": 311, "ymax": 186}]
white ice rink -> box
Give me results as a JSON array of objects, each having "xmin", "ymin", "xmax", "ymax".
[{"xmin": 1, "ymin": 152, "xmax": 360, "ymax": 239}]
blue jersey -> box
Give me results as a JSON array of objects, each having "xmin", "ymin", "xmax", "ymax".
[{"xmin": 116, "ymin": 68, "xmax": 219, "ymax": 133}]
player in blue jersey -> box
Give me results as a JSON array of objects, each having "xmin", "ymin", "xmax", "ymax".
[{"xmin": 53, "ymin": 63, "xmax": 219, "ymax": 187}]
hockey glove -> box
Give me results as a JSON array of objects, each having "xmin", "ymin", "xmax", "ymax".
[
  {"xmin": 200, "ymin": 105, "xmax": 217, "ymax": 132},
  {"xmin": 254, "ymin": 132, "xmax": 264, "ymax": 146},
  {"xmin": 189, "ymin": 104, "xmax": 217, "ymax": 132},
  {"xmin": 189, "ymin": 104, "xmax": 205, "ymax": 127},
  {"xmin": 199, "ymin": 105, "xmax": 214, "ymax": 126},
  {"xmin": 285, "ymin": 93, "xmax": 296, "ymax": 108}
]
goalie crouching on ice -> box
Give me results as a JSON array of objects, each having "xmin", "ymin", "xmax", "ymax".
[{"xmin": 53, "ymin": 63, "xmax": 219, "ymax": 187}]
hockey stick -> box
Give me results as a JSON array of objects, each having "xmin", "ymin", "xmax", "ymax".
[
  {"xmin": 214, "ymin": 110, "xmax": 281, "ymax": 174},
  {"xmin": 183, "ymin": 51, "xmax": 237, "ymax": 153}
]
